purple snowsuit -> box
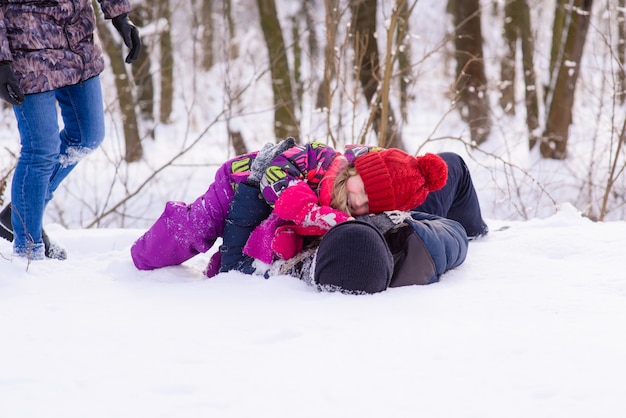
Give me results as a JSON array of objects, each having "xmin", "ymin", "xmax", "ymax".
[
  {"xmin": 130, "ymin": 154, "xmax": 253, "ymax": 273},
  {"xmin": 131, "ymin": 142, "xmax": 343, "ymax": 275}
]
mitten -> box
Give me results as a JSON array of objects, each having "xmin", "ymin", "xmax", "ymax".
[
  {"xmin": 112, "ymin": 14, "xmax": 141, "ymax": 63},
  {"xmin": 271, "ymin": 224, "xmax": 329, "ymax": 260},
  {"xmin": 356, "ymin": 210, "xmax": 411, "ymax": 234},
  {"xmin": 273, "ymin": 181, "xmax": 351, "ymax": 229},
  {"xmin": 247, "ymin": 137, "xmax": 296, "ymax": 187},
  {"xmin": 0, "ymin": 62, "xmax": 24, "ymax": 106},
  {"xmin": 385, "ymin": 210, "xmax": 414, "ymax": 225},
  {"xmin": 271, "ymin": 225, "xmax": 304, "ymax": 260},
  {"xmin": 302, "ymin": 204, "xmax": 351, "ymax": 230}
]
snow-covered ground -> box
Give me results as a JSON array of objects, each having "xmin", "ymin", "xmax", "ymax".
[
  {"xmin": 2, "ymin": 0, "xmax": 626, "ymax": 416},
  {"xmin": 2, "ymin": 204, "xmax": 626, "ymax": 417}
]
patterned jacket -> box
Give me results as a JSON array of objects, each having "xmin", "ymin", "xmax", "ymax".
[
  {"xmin": 0, "ymin": 0, "xmax": 131, "ymax": 94},
  {"xmin": 131, "ymin": 142, "xmax": 357, "ymax": 272},
  {"xmin": 259, "ymin": 141, "xmax": 351, "ymax": 228}
]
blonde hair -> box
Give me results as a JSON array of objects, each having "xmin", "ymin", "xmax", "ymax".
[{"xmin": 330, "ymin": 165, "xmax": 358, "ymax": 215}]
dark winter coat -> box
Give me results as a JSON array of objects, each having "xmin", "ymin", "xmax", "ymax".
[
  {"xmin": 268, "ymin": 210, "xmax": 468, "ymax": 291},
  {"xmin": 386, "ymin": 212, "xmax": 468, "ymax": 287},
  {"xmin": 0, "ymin": 0, "xmax": 131, "ymax": 94}
]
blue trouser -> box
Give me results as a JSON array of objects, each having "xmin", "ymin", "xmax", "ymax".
[
  {"xmin": 219, "ymin": 183, "xmax": 271, "ymax": 275},
  {"xmin": 11, "ymin": 76, "xmax": 105, "ymax": 256},
  {"xmin": 415, "ymin": 152, "xmax": 488, "ymax": 238}
]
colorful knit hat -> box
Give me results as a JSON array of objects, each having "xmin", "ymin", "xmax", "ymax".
[{"xmin": 353, "ymin": 149, "xmax": 448, "ymax": 213}]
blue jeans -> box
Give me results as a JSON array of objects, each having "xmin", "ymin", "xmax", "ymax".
[{"xmin": 11, "ymin": 76, "xmax": 104, "ymax": 257}]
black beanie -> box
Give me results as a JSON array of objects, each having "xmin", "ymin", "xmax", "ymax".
[{"xmin": 314, "ymin": 220, "xmax": 393, "ymax": 294}]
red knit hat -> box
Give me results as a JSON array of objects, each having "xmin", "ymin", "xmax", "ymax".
[{"xmin": 353, "ymin": 149, "xmax": 448, "ymax": 213}]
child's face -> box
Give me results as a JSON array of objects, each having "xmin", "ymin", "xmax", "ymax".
[{"xmin": 346, "ymin": 174, "xmax": 369, "ymax": 215}]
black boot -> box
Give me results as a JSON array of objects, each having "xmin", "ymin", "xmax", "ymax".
[
  {"xmin": 0, "ymin": 204, "xmax": 67, "ymax": 260},
  {"xmin": 42, "ymin": 228, "xmax": 67, "ymax": 260},
  {"xmin": 0, "ymin": 204, "xmax": 13, "ymax": 242}
]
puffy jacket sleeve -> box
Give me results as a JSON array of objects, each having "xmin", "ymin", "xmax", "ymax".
[
  {"xmin": 0, "ymin": 9, "xmax": 12, "ymax": 62},
  {"xmin": 97, "ymin": 0, "xmax": 132, "ymax": 19},
  {"xmin": 260, "ymin": 142, "xmax": 339, "ymax": 206},
  {"xmin": 406, "ymin": 212, "xmax": 468, "ymax": 280}
]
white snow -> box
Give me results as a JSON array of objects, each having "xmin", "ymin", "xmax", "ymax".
[
  {"xmin": 2, "ymin": 203, "xmax": 626, "ymax": 417},
  {"xmin": 2, "ymin": 0, "xmax": 626, "ymax": 416}
]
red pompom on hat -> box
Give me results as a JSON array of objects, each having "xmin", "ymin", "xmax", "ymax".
[{"xmin": 353, "ymin": 149, "xmax": 448, "ymax": 213}]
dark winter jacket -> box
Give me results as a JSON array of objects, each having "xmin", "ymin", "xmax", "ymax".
[
  {"xmin": 268, "ymin": 210, "xmax": 468, "ymax": 290},
  {"xmin": 0, "ymin": 0, "xmax": 131, "ymax": 94},
  {"xmin": 386, "ymin": 212, "xmax": 468, "ymax": 287}
]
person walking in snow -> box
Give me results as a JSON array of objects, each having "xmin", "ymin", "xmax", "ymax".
[
  {"xmin": 221, "ymin": 151, "xmax": 488, "ymax": 294},
  {"xmin": 0, "ymin": 0, "xmax": 141, "ymax": 260},
  {"xmin": 130, "ymin": 139, "xmax": 450, "ymax": 277}
]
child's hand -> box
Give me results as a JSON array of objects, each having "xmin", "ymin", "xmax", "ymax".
[{"xmin": 248, "ymin": 138, "xmax": 296, "ymax": 187}]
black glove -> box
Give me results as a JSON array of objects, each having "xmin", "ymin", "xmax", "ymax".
[
  {"xmin": 0, "ymin": 61, "xmax": 25, "ymax": 106},
  {"xmin": 112, "ymin": 14, "xmax": 141, "ymax": 63},
  {"xmin": 247, "ymin": 137, "xmax": 296, "ymax": 187}
]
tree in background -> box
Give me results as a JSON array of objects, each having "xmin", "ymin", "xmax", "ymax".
[
  {"xmin": 158, "ymin": 0, "xmax": 174, "ymax": 124},
  {"xmin": 541, "ymin": 0, "xmax": 593, "ymax": 159},
  {"xmin": 33, "ymin": 0, "xmax": 626, "ymax": 227},
  {"xmin": 257, "ymin": 0, "xmax": 299, "ymax": 141},
  {"xmin": 499, "ymin": 0, "xmax": 517, "ymax": 116},
  {"xmin": 315, "ymin": 0, "xmax": 339, "ymax": 114},
  {"xmin": 618, "ymin": 0, "xmax": 625, "ymax": 105},
  {"xmin": 200, "ymin": 0, "xmax": 214, "ymax": 70},
  {"xmin": 349, "ymin": 0, "xmax": 403, "ymax": 149},
  {"xmin": 450, "ymin": 0, "xmax": 491, "ymax": 146},
  {"xmin": 93, "ymin": 0, "xmax": 142, "ymax": 162},
  {"xmin": 396, "ymin": 0, "xmax": 412, "ymax": 124},
  {"xmin": 129, "ymin": 3, "xmax": 155, "ymax": 126},
  {"xmin": 499, "ymin": 0, "xmax": 539, "ymax": 148}
]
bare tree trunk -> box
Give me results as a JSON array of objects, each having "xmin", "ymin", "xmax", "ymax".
[
  {"xmin": 303, "ymin": 0, "xmax": 318, "ymax": 58},
  {"xmin": 158, "ymin": 0, "xmax": 174, "ymax": 124},
  {"xmin": 256, "ymin": 0, "xmax": 299, "ymax": 140},
  {"xmin": 452, "ymin": 0, "xmax": 491, "ymax": 145},
  {"xmin": 130, "ymin": 3, "xmax": 155, "ymax": 124},
  {"xmin": 618, "ymin": 0, "xmax": 626, "ymax": 105},
  {"xmin": 93, "ymin": 2, "xmax": 142, "ymax": 162},
  {"xmin": 396, "ymin": 0, "xmax": 411, "ymax": 123},
  {"xmin": 315, "ymin": 0, "xmax": 339, "ymax": 112},
  {"xmin": 292, "ymin": 14, "xmax": 303, "ymax": 117},
  {"xmin": 201, "ymin": 0, "xmax": 214, "ymax": 70},
  {"xmin": 229, "ymin": 130, "xmax": 248, "ymax": 155},
  {"xmin": 225, "ymin": 0, "xmax": 238, "ymax": 59},
  {"xmin": 295, "ymin": 0, "xmax": 317, "ymax": 118},
  {"xmin": 541, "ymin": 0, "xmax": 593, "ymax": 159},
  {"xmin": 349, "ymin": 0, "xmax": 402, "ymax": 148},
  {"xmin": 498, "ymin": 0, "xmax": 539, "ymax": 144},
  {"xmin": 546, "ymin": 0, "xmax": 568, "ymax": 107},
  {"xmin": 499, "ymin": 0, "xmax": 517, "ymax": 115},
  {"xmin": 517, "ymin": 0, "xmax": 539, "ymax": 148}
]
